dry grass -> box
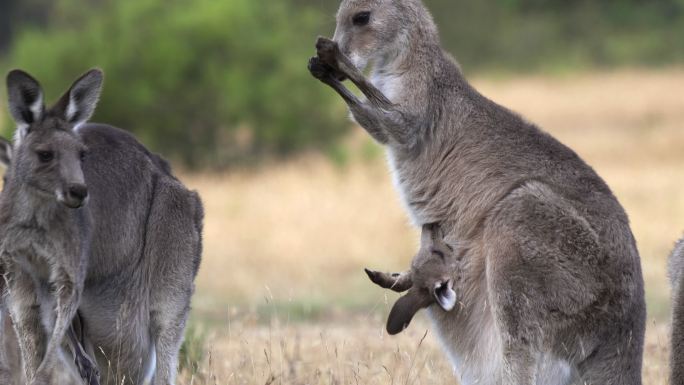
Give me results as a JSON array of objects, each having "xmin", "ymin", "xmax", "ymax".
[
  {"xmin": 180, "ymin": 68, "xmax": 683, "ymax": 383},
  {"xmin": 178, "ymin": 318, "xmax": 671, "ymax": 385}
]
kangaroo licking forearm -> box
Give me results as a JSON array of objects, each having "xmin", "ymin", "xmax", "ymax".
[
  {"xmin": 309, "ymin": 38, "xmax": 417, "ymax": 147},
  {"xmin": 310, "ymin": 1, "xmax": 645, "ymax": 384}
]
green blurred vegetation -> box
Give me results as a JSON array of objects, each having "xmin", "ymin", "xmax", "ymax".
[
  {"xmin": 1, "ymin": 0, "xmax": 346, "ymax": 167},
  {"xmin": 1, "ymin": 0, "xmax": 683, "ymax": 167}
]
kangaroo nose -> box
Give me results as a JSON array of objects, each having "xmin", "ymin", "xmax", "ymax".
[{"xmin": 67, "ymin": 184, "xmax": 88, "ymax": 202}]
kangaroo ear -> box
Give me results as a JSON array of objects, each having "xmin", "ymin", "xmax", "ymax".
[
  {"xmin": 0, "ymin": 137, "xmax": 12, "ymax": 168},
  {"xmin": 433, "ymin": 280, "xmax": 456, "ymax": 311},
  {"xmin": 420, "ymin": 223, "xmax": 437, "ymax": 245},
  {"xmin": 6, "ymin": 70, "xmax": 45, "ymax": 141},
  {"xmin": 386, "ymin": 290, "xmax": 431, "ymax": 335},
  {"xmin": 53, "ymin": 69, "xmax": 104, "ymax": 130}
]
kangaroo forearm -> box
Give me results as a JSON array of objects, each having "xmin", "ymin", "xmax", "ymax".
[
  {"xmin": 315, "ymin": 37, "xmax": 393, "ymax": 109},
  {"xmin": 309, "ymin": 57, "xmax": 390, "ymax": 144},
  {"xmin": 10, "ymin": 311, "xmax": 45, "ymax": 378},
  {"xmin": 335, "ymin": 58, "xmax": 393, "ymax": 109},
  {"xmin": 349, "ymin": 103, "xmax": 415, "ymax": 146}
]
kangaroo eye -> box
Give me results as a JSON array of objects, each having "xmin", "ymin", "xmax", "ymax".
[
  {"xmin": 37, "ymin": 150, "xmax": 54, "ymax": 163},
  {"xmin": 431, "ymin": 248, "xmax": 445, "ymax": 260},
  {"xmin": 79, "ymin": 150, "xmax": 87, "ymax": 161},
  {"xmin": 352, "ymin": 11, "xmax": 371, "ymax": 26}
]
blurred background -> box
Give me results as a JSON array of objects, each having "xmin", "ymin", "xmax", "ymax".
[{"xmin": 1, "ymin": 0, "xmax": 683, "ymax": 383}]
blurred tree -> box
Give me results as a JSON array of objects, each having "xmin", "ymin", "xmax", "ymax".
[
  {"xmin": 0, "ymin": 0, "xmax": 54, "ymax": 52},
  {"xmin": 3, "ymin": 0, "xmax": 347, "ymax": 168}
]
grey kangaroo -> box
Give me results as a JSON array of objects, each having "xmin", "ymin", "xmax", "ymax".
[
  {"xmin": 309, "ymin": 0, "xmax": 645, "ymax": 384},
  {"xmin": 0, "ymin": 136, "xmax": 98, "ymax": 385},
  {"xmin": 670, "ymin": 238, "xmax": 684, "ymax": 385},
  {"xmin": 366, "ymin": 224, "xmax": 458, "ymax": 335},
  {"xmin": 0, "ymin": 69, "xmax": 203, "ymax": 385},
  {"xmin": 0, "ymin": 69, "xmax": 103, "ymax": 385}
]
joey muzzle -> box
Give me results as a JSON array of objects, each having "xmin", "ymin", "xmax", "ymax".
[
  {"xmin": 387, "ymin": 289, "xmax": 432, "ymax": 335},
  {"xmin": 366, "ymin": 268, "xmax": 458, "ymax": 335},
  {"xmin": 385, "ymin": 280, "xmax": 457, "ymax": 335}
]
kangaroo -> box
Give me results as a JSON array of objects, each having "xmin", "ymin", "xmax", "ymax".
[
  {"xmin": 1, "ymin": 69, "xmax": 203, "ymax": 385},
  {"xmin": 366, "ymin": 223, "xmax": 458, "ymax": 335},
  {"xmin": 309, "ymin": 1, "xmax": 646, "ymax": 384},
  {"xmin": 0, "ymin": 138, "xmax": 99, "ymax": 385},
  {"xmin": 0, "ymin": 69, "xmax": 103, "ymax": 384},
  {"xmin": 669, "ymin": 238, "xmax": 684, "ymax": 385}
]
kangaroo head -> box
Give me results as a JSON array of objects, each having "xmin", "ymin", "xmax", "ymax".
[
  {"xmin": 332, "ymin": 0, "xmax": 436, "ymax": 71},
  {"xmin": 371, "ymin": 223, "xmax": 458, "ymax": 335},
  {"xmin": 5, "ymin": 69, "xmax": 103, "ymax": 208}
]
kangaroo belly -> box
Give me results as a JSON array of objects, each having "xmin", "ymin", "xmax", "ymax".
[
  {"xmin": 429, "ymin": 310, "xmax": 576, "ymax": 385},
  {"xmin": 429, "ymin": 305, "xmax": 503, "ymax": 385}
]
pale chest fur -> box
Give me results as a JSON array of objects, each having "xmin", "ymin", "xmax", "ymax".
[
  {"xmin": 385, "ymin": 148, "xmax": 451, "ymax": 228},
  {"xmin": 385, "ymin": 149, "xmax": 422, "ymax": 226},
  {"xmin": 370, "ymin": 69, "xmax": 403, "ymax": 103}
]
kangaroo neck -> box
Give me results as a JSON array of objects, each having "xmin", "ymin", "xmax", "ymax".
[{"xmin": 1, "ymin": 183, "xmax": 70, "ymax": 229}]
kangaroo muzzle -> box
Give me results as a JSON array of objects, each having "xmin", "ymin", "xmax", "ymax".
[{"xmin": 59, "ymin": 183, "xmax": 88, "ymax": 208}]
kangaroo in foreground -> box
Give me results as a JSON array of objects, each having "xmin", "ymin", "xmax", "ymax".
[
  {"xmin": 0, "ymin": 136, "xmax": 99, "ymax": 385},
  {"xmin": 0, "ymin": 69, "xmax": 104, "ymax": 385},
  {"xmin": 1, "ymin": 69, "xmax": 203, "ymax": 385},
  {"xmin": 670, "ymin": 238, "xmax": 684, "ymax": 385},
  {"xmin": 309, "ymin": 0, "xmax": 645, "ymax": 383}
]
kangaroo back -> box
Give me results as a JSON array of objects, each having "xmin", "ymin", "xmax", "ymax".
[{"xmin": 671, "ymin": 239, "xmax": 684, "ymax": 385}]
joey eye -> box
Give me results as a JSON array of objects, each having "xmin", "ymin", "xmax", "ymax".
[
  {"xmin": 37, "ymin": 150, "xmax": 54, "ymax": 163},
  {"xmin": 352, "ymin": 11, "xmax": 371, "ymax": 26},
  {"xmin": 431, "ymin": 248, "xmax": 445, "ymax": 259},
  {"xmin": 79, "ymin": 150, "xmax": 87, "ymax": 161}
]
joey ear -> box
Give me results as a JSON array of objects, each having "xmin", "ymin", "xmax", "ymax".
[
  {"xmin": 433, "ymin": 280, "xmax": 457, "ymax": 311},
  {"xmin": 0, "ymin": 137, "xmax": 12, "ymax": 168},
  {"xmin": 53, "ymin": 69, "xmax": 104, "ymax": 130},
  {"xmin": 386, "ymin": 289, "xmax": 432, "ymax": 335},
  {"xmin": 6, "ymin": 70, "xmax": 45, "ymax": 141}
]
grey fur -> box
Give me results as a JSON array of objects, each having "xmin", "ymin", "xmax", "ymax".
[
  {"xmin": 1, "ymin": 70, "xmax": 203, "ymax": 385},
  {"xmin": 310, "ymin": 1, "xmax": 646, "ymax": 384},
  {"xmin": 670, "ymin": 238, "xmax": 684, "ymax": 385}
]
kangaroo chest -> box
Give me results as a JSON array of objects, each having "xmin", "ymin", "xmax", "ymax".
[
  {"xmin": 385, "ymin": 149, "xmax": 465, "ymax": 231},
  {"xmin": 371, "ymin": 70, "xmax": 403, "ymax": 102},
  {"xmin": 0, "ymin": 217, "xmax": 84, "ymax": 282}
]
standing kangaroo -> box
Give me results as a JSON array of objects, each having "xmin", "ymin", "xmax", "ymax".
[
  {"xmin": 1, "ymin": 69, "xmax": 203, "ymax": 385},
  {"xmin": 309, "ymin": 1, "xmax": 645, "ymax": 384},
  {"xmin": 0, "ymin": 69, "xmax": 102, "ymax": 385},
  {"xmin": 0, "ymin": 136, "xmax": 98, "ymax": 385},
  {"xmin": 670, "ymin": 238, "xmax": 684, "ymax": 385}
]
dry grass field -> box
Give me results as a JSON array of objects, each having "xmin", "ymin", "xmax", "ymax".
[{"xmin": 175, "ymin": 68, "xmax": 684, "ymax": 384}]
